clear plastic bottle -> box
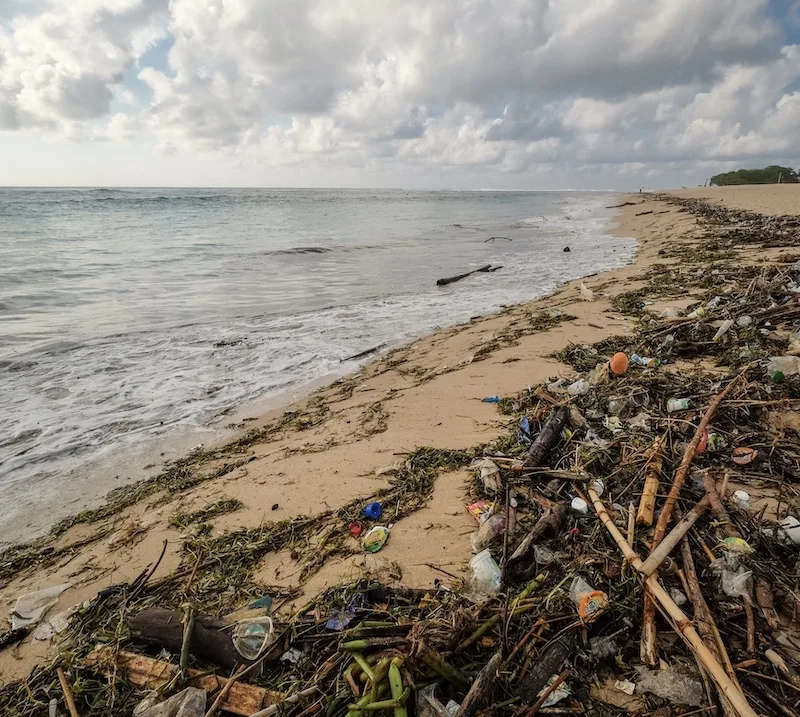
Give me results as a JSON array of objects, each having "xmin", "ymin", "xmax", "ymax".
[{"xmin": 569, "ymin": 577, "xmax": 609, "ymax": 622}]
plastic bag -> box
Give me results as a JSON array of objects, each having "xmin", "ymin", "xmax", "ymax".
[
  {"xmin": 470, "ymin": 513, "xmax": 507, "ymax": 553},
  {"xmin": 134, "ymin": 687, "xmax": 206, "ymax": 717},
  {"xmin": 721, "ymin": 566, "xmax": 753, "ymax": 599},
  {"xmin": 469, "ymin": 458, "xmax": 502, "ymax": 493},
  {"xmin": 11, "ymin": 584, "xmax": 70, "ymax": 630},
  {"xmin": 33, "ymin": 604, "xmax": 80, "ymax": 641},
  {"xmin": 362, "ymin": 525, "xmax": 390, "ymax": 553},
  {"xmin": 635, "ymin": 669, "xmax": 704, "ymax": 706},
  {"xmin": 232, "ymin": 616, "xmax": 276, "ymax": 660},
  {"xmin": 768, "ymin": 355, "xmax": 800, "ymax": 379},
  {"xmin": 468, "ymin": 549, "xmax": 501, "ymax": 600},
  {"xmin": 533, "ymin": 545, "xmax": 555, "ymax": 565},
  {"xmin": 567, "ymin": 379, "xmax": 590, "ymax": 396}
]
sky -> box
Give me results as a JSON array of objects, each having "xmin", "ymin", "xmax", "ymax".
[{"xmin": 1, "ymin": 0, "xmax": 799, "ymax": 189}]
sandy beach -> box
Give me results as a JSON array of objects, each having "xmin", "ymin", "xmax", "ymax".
[{"xmin": 1, "ymin": 185, "xmax": 799, "ymax": 690}]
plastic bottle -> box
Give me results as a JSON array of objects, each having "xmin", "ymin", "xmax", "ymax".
[
  {"xmin": 567, "ymin": 379, "xmax": 590, "ymax": 396},
  {"xmin": 469, "ymin": 550, "xmax": 502, "ymax": 597},
  {"xmin": 667, "ymin": 398, "xmax": 690, "ymax": 412},
  {"xmin": 571, "ymin": 497, "xmax": 589, "ymax": 515},
  {"xmin": 232, "ymin": 617, "xmax": 276, "ymax": 660},
  {"xmin": 778, "ymin": 516, "xmax": 800, "ymax": 545},
  {"xmin": 732, "ymin": 491, "xmax": 750, "ymax": 510},
  {"xmin": 712, "ymin": 320, "xmax": 734, "ymax": 341},
  {"xmin": 569, "ymin": 577, "xmax": 609, "ymax": 623},
  {"xmin": 686, "ymin": 306, "xmax": 708, "ymax": 319}
]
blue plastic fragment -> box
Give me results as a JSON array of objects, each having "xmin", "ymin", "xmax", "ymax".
[
  {"xmin": 520, "ymin": 416, "xmax": 532, "ymax": 443},
  {"xmin": 481, "ymin": 395, "xmax": 501, "ymax": 403},
  {"xmin": 361, "ymin": 501, "xmax": 383, "ymax": 520}
]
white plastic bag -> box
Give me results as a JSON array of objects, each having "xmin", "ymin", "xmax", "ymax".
[
  {"xmin": 469, "ymin": 458, "xmax": 502, "ymax": 493},
  {"xmin": 11, "ymin": 584, "xmax": 70, "ymax": 630},
  {"xmin": 470, "ymin": 513, "xmax": 507, "ymax": 553}
]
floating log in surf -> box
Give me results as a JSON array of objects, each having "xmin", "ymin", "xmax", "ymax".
[
  {"xmin": 436, "ymin": 264, "xmax": 501, "ymax": 286},
  {"xmin": 342, "ymin": 343, "xmax": 387, "ymax": 362}
]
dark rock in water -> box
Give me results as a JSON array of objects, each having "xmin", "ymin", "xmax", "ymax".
[{"xmin": 563, "ymin": 246, "xmax": 571, "ymax": 252}]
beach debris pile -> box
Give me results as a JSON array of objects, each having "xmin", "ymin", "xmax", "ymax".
[{"xmin": 2, "ymin": 194, "xmax": 800, "ymax": 717}]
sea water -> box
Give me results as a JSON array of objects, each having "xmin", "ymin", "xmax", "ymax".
[{"xmin": 0, "ymin": 188, "xmax": 635, "ymax": 541}]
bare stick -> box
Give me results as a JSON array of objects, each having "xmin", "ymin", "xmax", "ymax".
[
  {"xmin": 626, "ymin": 503, "xmax": 635, "ymax": 547},
  {"xmin": 129, "ymin": 539, "xmax": 169, "ymax": 601},
  {"xmin": 743, "ymin": 600, "xmax": 755, "ymax": 654},
  {"xmin": 653, "ymin": 372, "xmax": 744, "ymax": 545},
  {"xmin": 249, "ymin": 687, "xmax": 319, "ymax": 717},
  {"xmin": 56, "ymin": 667, "xmax": 81, "ymax": 717}
]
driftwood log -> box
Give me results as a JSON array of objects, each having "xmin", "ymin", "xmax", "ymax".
[
  {"xmin": 505, "ymin": 503, "xmax": 568, "ymax": 584},
  {"xmin": 130, "ymin": 607, "xmax": 257, "ymax": 671},
  {"xmin": 84, "ymin": 648, "xmax": 282, "ymax": 717},
  {"xmin": 437, "ymin": 264, "xmax": 497, "ymax": 286},
  {"xmin": 454, "ymin": 651, "xmax": 502, "ymax": 717},
  {"xmin": 523, "ymin": 407, "xmax": 569, "ymax": 469},
  {"xmin": 517, "ymin": 631, "xmax": 576, "ymax": 703}
]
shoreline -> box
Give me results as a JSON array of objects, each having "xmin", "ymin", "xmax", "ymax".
[
  {"xmin": 2, "ymin": 185, "xmax": 798, "ymax": 689},
  {"xmin": 2, "ymin": 197, "xmax": 634, "ymax": 545}
]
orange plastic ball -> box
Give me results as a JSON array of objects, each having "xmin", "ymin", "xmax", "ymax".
[{"xmin": 609, "ymin": 352, "xmax": 629, "ymax": 376}]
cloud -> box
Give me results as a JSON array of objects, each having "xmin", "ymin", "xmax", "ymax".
[
  {"xmin": 1, "ymin": 0, "xmax": 799, "ymax": 185},
  {"xmin": 0, "ymin": 0, "xmax": 168, "ymax": 129}
]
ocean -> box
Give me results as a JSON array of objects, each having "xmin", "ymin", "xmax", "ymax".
[{"xmin": 0, "ymin": 188, "xmax": 636, "ymax": 541}]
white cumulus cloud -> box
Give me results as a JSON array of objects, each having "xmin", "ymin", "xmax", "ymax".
[{"xmin": 0, "ymin": 0, "xmax": 798, "ymax": 186}]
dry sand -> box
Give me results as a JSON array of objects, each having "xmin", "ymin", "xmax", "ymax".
[
  {"xmin": 1, "ymin": 185, "xmax": 798, "ymax": 686},
  {"xmin": 670, "ymin": 184, "xmax": 800, "ymax": 215}
]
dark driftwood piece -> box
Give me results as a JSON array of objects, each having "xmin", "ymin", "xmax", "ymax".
[
  {"xmin": 523, "ymin": 407, "xmax": 569, "ymax": 468},
  {"xmin": 130, "ymin": 607, "xmax": 257, "ymax": 671},
  {"xmin": 436, "ymin": 264, "xmax": 493, "ymax": 286},
  {"xmin": 455, "ymin": 651, "xmax": 502, "ymax": 717},
  {"xmin": 517, "ymin": 632, "xmax": 575, "ymax": 703},
  {"xmin": 505, "ymin": 503, "xmax": 568, "ymax": 584}
]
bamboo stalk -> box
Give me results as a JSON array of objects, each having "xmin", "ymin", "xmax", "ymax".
[
  {"xmin": 638, "ymin": 495, "xmax": 711, "ymax": 575},
  {"xmin": 587, "ymin": 487, "xmax": 758, "ymax": 717},
  {"xmin": 636, "ymin": 435, "xmax": 665, "ymax": 526},
  {"xmin": 250, "ymin": 687, "xmax": 320, "ymax": 717}
]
